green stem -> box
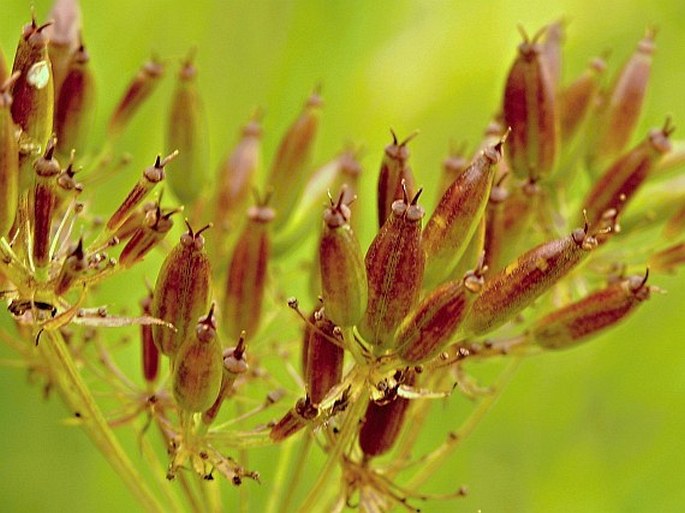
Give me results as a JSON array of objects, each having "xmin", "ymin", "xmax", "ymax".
[
  {"xmin": 42, "ymin": 331, "xmax": 165, "ymax": 513},
  {"xmin": 264, "ymin": 435, "xmax": 296, "ymax": 513},
  {"xmin": 279, "ymin": 428, "xmax": 313, "ymax": 512}
]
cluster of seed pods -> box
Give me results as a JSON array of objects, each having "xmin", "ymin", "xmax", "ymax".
[{"xmin": 1, "ymin": 3, "xmax": 685, "ymax": 511}]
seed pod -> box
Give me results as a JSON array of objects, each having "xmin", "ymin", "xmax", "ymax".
[
  {"xmin": 300, "ymin": 308, "xmax": 317, "ymax": 377},
  {"xmin": 587, "ymin": 29, "xmax": 656, "ymax": 171},
  {"xmin": 540, "ymin": 18, "xmax": 565, "ymax": 91},
  {"xmin": 482, "ymin": 175, "xmax": 509, "ymax": 274},
  {"xmin": 377, "ymin": 130, "xmax": 417, "ymax": 228},
  {"xmin": 0, "ymin": 45, "xmax": 8, "ymax": 84},
  {"xmin": 532, "ymin": 272, "xmax": 653, "ymax": 350},
  {"xmin": 582, "ymin": 120, "xmax": 674, "ymax": 229},
  {"xmin": 113, "ymin": 201, "xmax": 156, "ymax": 242},
  {"xmin": 656, "ymin": 139, "xmax": 685, "ymax": 177},
  {"xmin": 269, "ymin": 396, "xmax": 318, "ymax": 442},
  {"xmin": 152, "ymin": 221, "xmax": 212, "ymax": 357},
  {"xmin": 55, "ymin": 42, "xmax": 95, "ymax": 160},
  {"xmin": 46, "ymin": 0, "xmax": 82, "ymax": 97},
  {"xmin": 55, "ymin": 154, "xmax": 83, "ymax": 211},
  {"xmin": 54, "ymin": 238, "xmax": 85, "ymax": 295},
  {"xmin": 202, "ymin": 332, "xmax": 249, "ymax": 426},
  {"xmin": 559, "ymin": 56, "xmax": 606, "ymax": 144},
  {"xmin": 267, "ymin": 90, "xmax": 322, "ymax": 230},
  {"xmin": 359, "ymin": 370, "xmax": 416, "ymax": 458},
  {"xmin": 173, "ymin": 304, "xmax": 223, "ymax": 413},
  {"xmin": 450, "ymin": 214, "xmax": 485, "ymax": 283},
  {"xmin": 422, "ymin": 137, "xmax": 505, "ymax": 287},
  {"xmin": 462, "ymin": 225, "xmax": 598, "ymax": 337},
  {"xmin": 222, "ymin": 194, "xmax": 274, "ymax": 339},
  {"xmin": 33, "ymin": 137, "xmax": 61, "ymax": 270},
  {"xmin": 319, "ymin": 189, "xmax": 367, "ymax": 327},
  {"xmin": 664, "ymin": 201, "xmax": 685, "ymax": 239},
  {"xmin": 359, "ymin": 185, "xmax": 425, "ymax": 349},
  {"xmin": 140, "ymin": 290, "xmax": 159, "ymax": 384},
  {"xmin": 105, "ymin": 152, "xmax": 177, "ymax": 233},
  {"xmin": 166, "ymin": 52, "xmax": 209, "ymax": 206},
  {"xmin": 396, "ymin": 261, "xmax": 486, "ymax": 363},
  {"xmin": 305, "ymin": 308, "xmax": 344, "ymax": 405},
  {"xmin": 503, "ymin": 27, "xmax": 558, "ymax": 181},
  {"xmin": 648, "ymin": 243, "xmax": 685, "ymax": 274},
  {"xmin": 119, "ymin": 202, "xmax": 178, "ymax": 268},
  {"xmin": 436, "ymin": 142, "xmax": 468, "ymax": 202},
  {"xmin": 11, "ymin": 19, "xmax": 54, "ymax": 185},
  {"xmin": 214, "ymin": 111, "xmax": 263, "ymax": 238},
  {"xmin": 107, "ymin": 57, "xmax": 164, "ymax": 138},
  {"xmin": 0, "ymin": 74, "xmax": 19, "ymax": 237}
]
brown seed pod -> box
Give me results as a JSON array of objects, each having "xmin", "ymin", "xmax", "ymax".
[
  {"xmin": 0, "ymin": 45, "xmax": 8, "ymax": 85},
  {"xmin": 319, "ymin": 188, "xmax": 367, "ymax": 327},
  {"xmin": 532, "ymin": 271, "xmax": 653, "ymax": 350},
  {"xmin": 151, "ymin": 221, "xmax": 212, "ymax": 358},
  {"xmin": 422, "ymin": 136, "xmax": 505, "ymax": 287},
  {"xmin": 113, "ymin": 201, "xmax": 156, "ymax": 243},
  {"xmin": 559, "ymin": 55, "xmax": 606, "ymax": 144},
  {"xmin": 107, "ymin": 57, "xmax": 164, "ymax": 138},
  {"xmin": 503, "ymin": 26, "xmax": 558, "ymax": 181},
  {"xmin": 173, "ymin": 304, "xmax": 223, "ymax": 413},
  {"xmin": 462, "ymin": 224, "xmax": 598, "ymax": 337},
  {"xmin": 304, "ymin": 308, "xmax": 344, "ymax": 406},
  {"xmin": 269, "ymin": 396, "xmax": 318, "ymax": 442},
  {"xmin": 119, "ymin": 201, "xmax": 179, "ymax": 268},
  {"xmin": 648, "ymin": 243, "xmax": 685, "ymax": 274},
  {"xmin": 377, "ymin": 130, "xmax": 417, "ymax": 228},
  {"xmin": 32, "ymin": 137, "xmax": 61, "ymax": 270},
  {"xmin": 105, "ymin": 152, "xmax": 177, "ymax": 233},
  {"xmin": 222, "ymin": 193, "xmax": 274, "ymax": 339},
  {"xmin": 267, "ymin": 90, "xmax": 322, "ymax": 230},
  {"xmin": 396, "ymin": 259, "xmax": 486, "ymax": 364},
  {"xmin": 55, "ymin": 42, "xmax": 95, "ymax": 160},
  {"xmin": 55, "ymin": 153, "xmax": 83, "ymax": 211},
  {"xmin": 540, "ymin": 18, "xmax": 566, "ymax": 91},
  {"xmin": 359, "ymin": 184, "xmax": 425, "ymax": 349},
  {"xmin": 140, "ymin": 289, "xmax": 159, "ymax": 384},
  {"xmin": 587, "ymin": 29, "xmax": 656, "ymax": 172},
  {"xmin": 54, "ymin": 238, "xmax": 86, "ymax": 296},
  {"xmin": 0, "ymin": 74, "xmax": 19, "ymax": 237},
  {"xmin": 359, "ymin": 370, "xmax": 416, "ymax": 458},
  {"xmin": 582, "ymin": 119, "xmax": 674, "ymax": 229},
  {"xmin": 436, "ymin": 142, "xmax": 469, "ymax": 203},
  {"xmin": 46, "ymin": 0, "xmax": 82, "ymax": 97},
  {"xmin": 166, "ymin": 50, "xmax": 209, "ymax": 206},
  {"xmin": 482, "ymin": 174, "xmax": 509, "ymax": 274}
]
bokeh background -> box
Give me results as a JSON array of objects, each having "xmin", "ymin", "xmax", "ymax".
[{"xmin": 1, "ymin": 0, "xmax": 684, "ymax": 511}]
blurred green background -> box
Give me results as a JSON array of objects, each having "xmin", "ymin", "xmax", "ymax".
[{"xmin": 2, "ymin": 0, "xmax": 685, "ymax": 511}]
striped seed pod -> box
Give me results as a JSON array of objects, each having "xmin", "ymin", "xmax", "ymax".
[
  {"xmin": 462, "ymin": 224, "xmax": 598, "ymax": 337},
  {"xmin": 0, "ymin": 74, "xmax": 19, "ymax": 237},
  {"xmin": 319, "ymin": 189, "xmax": 367, "ymax": 327},
  {"xmin": 582, "ymin": 119, "xmax": 674, "ymax": 229},
  {"xmin": 648, "ymin": 243, "xmax": 685, "ymax": 274},
  {"xmin": 559, "ymin": 56, "xmax": 606, "ymax": 144},
  {"xmin": 359, "ymin": 370, "xmax": 416, "ymax": 458},
  {"xmin": 482, "ymin": 175, "xmax": 509, "ymax": 273},
  {"xmin": 151, "ymin": 221, "xmax": 212, "ymax": 358},
  {"xmin": 32, "ymin": 137, "xmax": 61, "ymax": 270},
  {"xmin": 540, "ymin": 18, "xmax": 565, "ymax": 91},
  {"xmin": 359, "ymin": 184, "xmax": 425, "ymax": 349},
  {"xmin": 532, "ymin": 272, "xmax": 653, "ymax": 350},
  {"xmin": 54, "ymin": 238, "xmax": 85, "ymax": 296},
  {"xmin": 173, "ymin": 304, "xmax": 223, "ymax": 413},
  {"xmin": 222, "ymin": 194, "xmax": 274, "ymax": 339},
  {"xmin": 54, "ymin": 42, "xmax": 95, "ymax": 160},
  {"xmin": 300, "ymin": 308, "xmax": 317, "ymax": 377},
  {"xmin": 422, "ymin": 136, "xmax": 505, "ymax": 287},
  {"xmin": 305, "ymin": 308, "xmax": 344, "ymax": 406},
  {"xmin": 396, "ymin": 260, "xmax": 486, "ymax": 364},
  {"xmin": 119, "ymin": 202, "xmax": 178, "ymax": 268},
  {"xmin": 166, "ymin": 52, "xmax": 209, "ymax": 206},
  {"xmin": 214, "ymin": 111, "xmax": 263, "ymax": 237},
  {"xmin": 436, "ymin": 142, "xmax": 468, "ymax": 202},
  {"xmin": 202, "ymin": 332, "xmax": 249, "ymax": 426},
  {"xmin": 11, "ymin": 19, "xmax": 54, "ymax": 186},
  {"xmin": 107, "ymin": 57, "xmax": 164, "ymax": 138},
  {"xmin": 269, "ymin": 396, "xmax": 318, "ymax": 442},
  {"xmin": 105, "ymin": 152, "xmax": 177, "ymax": 233},
  {"xmin": 46, "ymin": 0, "xmax": 82, "ymax": 97},
  {"xmin": 267, "ymin": 90, "xmax": 323, "ymax": 230},
  {"xmin": 587, "ymin": 29, "xmax": 656, "ymax": 172},
  {"xmin": 140, "ymin": 289, "xmax": 159, "ymax": 384},
  {"xmin": 503, "ymin": 27, "xmax": 558, "ymax": 181},
  {"xmin": 113, "ymin": 201, "xmax": 156, "ymax": 242},
  {"xmin": 376, "ymin": 130, "xmax": 417, "ymax": 228}
]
